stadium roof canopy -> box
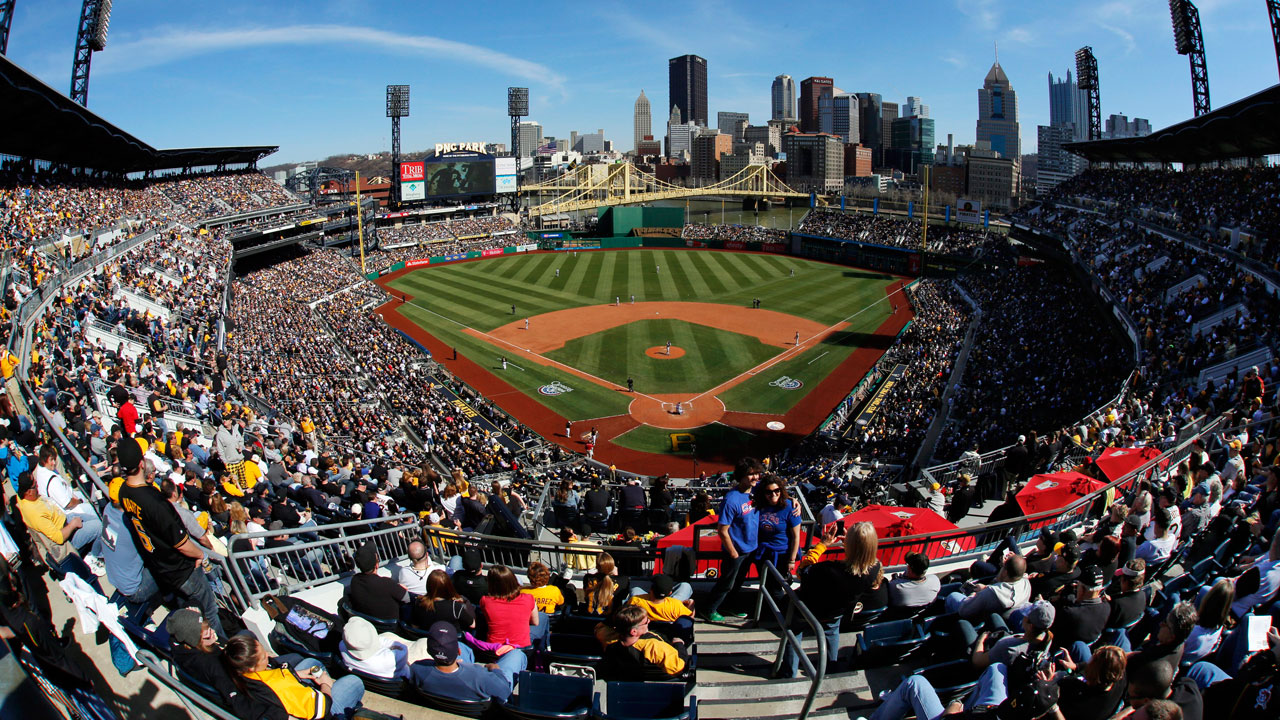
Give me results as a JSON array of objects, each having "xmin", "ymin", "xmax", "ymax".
[
  {"xmin": 1066, "ymin": 83, "xmax": 1280, "ymax": 164},
  {"xmin": 0, "ymin": 54, "xmax": 276, "ymax": 173}
]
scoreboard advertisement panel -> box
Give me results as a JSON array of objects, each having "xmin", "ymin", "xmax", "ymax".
[{"xmin": 426, "ymin": 153, "xmax": 496, "ymax": 198}]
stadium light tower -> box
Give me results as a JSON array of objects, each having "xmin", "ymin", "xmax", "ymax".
[
  {"xmin": 0, "ymin": 0, "xmax": 16, "ymax": 56},
  {"xmin": 70, "ymin": 0, "xmax": 111, "ymax": 105},
  {"xmin": 1169, "ymin": 0, "xmax": 1211, "ymax": 116},
  {"xmin": 1268, "ymin": 0, "xmax": 1280, "ymax": 80},
  {"xmin": 386, "ymin": 84, "xmax": 409, "ymax": 205},
  {"xmin": 1074, "ymin": 46, "xmax": 1102, "ymax": 141},
  {"xmin": 508, "ymin": 87, "xmax": 528, "ymax": 214}
]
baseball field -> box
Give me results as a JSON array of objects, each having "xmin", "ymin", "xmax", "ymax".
[{"xmin": 377, "ymin": 248, "xmax": 910, "ymax": 474}]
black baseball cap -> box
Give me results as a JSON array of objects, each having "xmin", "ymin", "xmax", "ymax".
[{"xmin": 427, "ymin": 621, "xmax": 460, "ymax": 663}]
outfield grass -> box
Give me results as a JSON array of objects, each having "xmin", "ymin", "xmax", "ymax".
[
  {"xmin": 385, "ymin": 249, "xmax": 895, "ymax": 432},
  {"xmin": 543, "ymin": 319, "xmax": 779, "ymax": 394}
]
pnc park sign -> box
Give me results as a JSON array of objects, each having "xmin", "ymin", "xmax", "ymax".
[{"xmin": 435, "ymin": 142, "xmax": 487, "ymax": 154}]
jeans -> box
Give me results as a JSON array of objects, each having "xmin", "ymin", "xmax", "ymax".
[
  {"xmin": 118, "ymin": 570, "xmax": 161, "ymax": 622},
  {"xmin": 530, "ymin": 611, "xmax": 552, "ymax": 649},
  {"xmin": 295, "ymin": 658, "xmax": 364, "ymax": 716},
  {"xmin": 1069, "ymin": 641, "xmax": 1092, "ymax": 665},
  {"xmin": 704, "ymin": 553, "xmax": 752, "ymax": 616},
  {"xmin": 1185, "ymin": 660, "xmax": 1233, "ymax": 690},
  {"xmin": 69, "ymin": 513, "xmax": 103, "ymax": 555},
  {"xmin": 944, "ymin": 591, "xmax": 968, "ymax": 615},
  {"xmin": 176, "ymin": 567, "xmax": 226, "ymax": 639},
  {"xmin": 447, "ymin": 555, "xmax": 465, "ymax": 573},
  {"xmin": 957, "ymin": 614, "xmax": 1008, "ymax": 650},
  {"xmin": 870, "ymin": 674, "xmax": 947, "ymax": 720},
  {"xmin": 962, "ymin": 662, "xmax": 1009, "ymax": 712},
  {"xmin": 780, "ymin": 616, "xmax": 843, "ymax": 678},
  {"xmin": 627, "ymin": 582, "xmax": 694, "ymax": 603},
  {"xmin": 489, "ymin": 647, "xmax": 528, "ymax": 687}
]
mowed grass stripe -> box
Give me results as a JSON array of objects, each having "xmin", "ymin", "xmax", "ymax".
[
  {"xmin": 445, "ymin": 262, "xmax": 588, "ymax": 309},
  {"xmin": 610, "ymin": 252, "xmax": 633, "ymax": 301},
  {"xmin": 542, "ymin": 254, "xmax": 574, "ymax": 292},
  {"xmin": 641, "ymin": 253, "xmax": 664, "ymax": 297},
  {"xmin": 506, "ymin": 252, "xmax": 552, "ymax": 284},
  {"xmin": 397, "ymin": 275, "xmax": 522, "ymax": 327},
  {"xmin": 717, "ymin": 250, "xmax": 768, "ymax": 285},
  {"xmin": 667, "ymin": 249, "xmax": 709, "ymax": 296},
  {"xmin": 489, "ymin": 255, "xmax": 532, "ymax": 280},
  {"xmin": 563, "ymin": 251, "xmax": 601, "ymax": 298},
  {"xmin": 593, "ymin": 252, "xmax": 618, "ymax": 300},
  {"xmin": 654, "ymin": 250, "xmax": 682, "ymax": 297},
  {"xmin": 683, "ymin": 249, "xmax": 730, "ymax": 295},
  {"xmin": 410, "ymin": 272, "xmax": 559, "ymax": 327}
]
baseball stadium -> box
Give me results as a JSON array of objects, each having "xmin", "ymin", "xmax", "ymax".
[{"xmin": 2, "ymin": 4, "xmax": 1280, "ymax": 720}]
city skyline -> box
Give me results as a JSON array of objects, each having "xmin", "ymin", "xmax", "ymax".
[{"xmin": 5, "ymin": 1, "xmax": 1277, "ymax": 163}]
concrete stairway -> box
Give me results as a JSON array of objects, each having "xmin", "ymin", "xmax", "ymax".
[{"xmin": 690, "ymin": 616, "xmax": 885, "ymax": 720}]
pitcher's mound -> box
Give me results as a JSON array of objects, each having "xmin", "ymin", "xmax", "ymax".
[
  {"xmin": 645, "ymin": 346, "xmax": 686, "ymax": 359},
  {"xmin": 629, "ymin": 394, "xmax": 725, "ymax": 429}
]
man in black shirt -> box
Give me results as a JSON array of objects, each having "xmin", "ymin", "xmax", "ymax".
[
  {"xmin": 343, "ymin": 542, "xmax": 408, "ymax": 622},
  {"xmin": 1032, "ymin": 542, "xmax": 1082, "ymax": 602},
  {"xmin": 1053, "ymin": 566, "xmax": 1111, "ymax": 653},
  {"xmin": 1126, "ymin": 654, "xmax": 1203, "ymax": 720},
  {"xmin": 1107, "ymin": 559, "xmax": 1149, "ymax": 631},
  {"xmin": 583, "ymin": 479, "xmax": 612, "ymax": 531},
  {"xmin": 117, "ymin": 437, "xmax": 226, "ymax": 638},
  {"xmin": 451, "ymin": 549, "xmax": 488, "ymax": 606}
]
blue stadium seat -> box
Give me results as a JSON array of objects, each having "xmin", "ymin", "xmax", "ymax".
[
  {"xmin": 338, "ymin": 598, "xmax": 401, "ymax": 634},
  {"xmin": 593, "ymin": 682, "xmax": 695, "ymax": 720},
  {"xmin": 546, "ymin": 633, "xmax": 604, "ymax": 668},
  {"xmin": 503, "ymin": 671, "xmax": 592, "ymax": 719},
  {"xmin": 411, "ymin": 684, "xmax": 496, "ymax": 718},
  {"xmin": 851, "ymin": 619, "xmax": 927, "ymax": 668},
  {"xmin": 913, "ymin": 658, "xmax": 982, "ymax": 704}
]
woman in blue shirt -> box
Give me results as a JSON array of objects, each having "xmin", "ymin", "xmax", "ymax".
[{"xmin": 753, "ymin": 474, "xmax": 802, "ymax": 578}]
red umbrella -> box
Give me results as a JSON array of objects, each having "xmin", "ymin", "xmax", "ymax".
[
  {"xmin": 1017, "ymin": 471, "xmax": 1107, "ymax": 516},
  {"xmin": 1094, "ymin": 446, "xmax": 1163, "ymax": 483},
  {"xmin": 843, "ymin": 505, "xmax": 975, "ymax": 565}
]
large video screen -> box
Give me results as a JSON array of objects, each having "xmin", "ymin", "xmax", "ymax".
[{"xmin": 426, "ymin": 156, "xmax": 495, "ymax": 198}]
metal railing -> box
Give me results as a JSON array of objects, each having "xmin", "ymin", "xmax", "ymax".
[
  {"xmin": 224, "ymin": 513, "xmax": 424, "ymax": 607},
  {"xmin": 761, "ymin": 560, "xmax": 826, "ymax": 720},
  {"xmin": 135, "ymin": 650, "xmax": 238, "ymax": 720}
]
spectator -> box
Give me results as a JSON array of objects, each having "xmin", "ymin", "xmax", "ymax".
[
  {"xmin": 520, "ymin": 561, "xmax": 564, "ymax": 649},
  {"xmin": 752, "ymin": 473, "xmax": 801, "ymax": 577},
  {"xmin": 887, "ymin": 552, "xmax": 941, "ymax": 610},
  {"xmin": 1125, "ymin": 654, "xmax": 1203, "ymax": 720},
  {"xmin": 478, "ymin": 565, "xmax": 537, "ymax": 650},
  {"xmin": 582, "ymin": 552, "xmax": 629, "ymax": 616},
  {"xmin": 223, "ymin": 633, "xmax": 365, "ymax": 719},
  {"xmin": 117, "ymin": 438, "xmax": 225, "ymax": 638},
  {"xmin": 1055, "ymin": 645, "xmax": 1128, "ymax": 720},
  {"xmin": 411, "ymin": 569, "xmax": 476, "ymax": 633},
  {"xmin": 450, "ymin": 548, "xmax": 488, "ymax": 606},
  {"xmin": 409, "ymin": 621, "xmax": 522, "ymax": 701},
  {"xmin": 1106, "ymin": 559, "xmax": 1149, "ymax": 632},
  {"xmin": 1052, "ymin": 565, "xmax": 1112, "ymax": 654},
  {"xmin": 338, "ymin": 616, "xmax": 415, "ymax": 680},
  {"xmin": 398, "ymin": 540, "xmax": 445, "ymax": 596},
  {"xmin": 167, "ymin": 608, "xmax": 256, "ymax": 715},
  {"xmin": 945, "ymin": 554, "xmax": 1031, "ymax": 621},
  {"xmin": 968, "ymin": 599, "xmax": 1055, "ymax": 670},
  {"xmin": 704, "ymin": 457, "xmax": 763, "ymax": 622},
  {"xmin": 1136, "ymin": 507, "xmax": 1178, "ymax": 565},
  {"xmin": 595, "ymin": 604, "xmax": 688, "ymax": 681},
  {"xmin": 343, "ymin": 542, "xmax": 408, "ymax": 623},
  {"xmin": 1183, "ymin": 578, "xmax": 1232, "ymax": 664},
  {"xmin": 627, "ymin": 573, "xmax": 694, "ymax": 640}
]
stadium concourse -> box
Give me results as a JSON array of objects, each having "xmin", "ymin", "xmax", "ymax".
[{"xmin": 2, "ymin": 93, "xmax": 1280, "ymax": 720}]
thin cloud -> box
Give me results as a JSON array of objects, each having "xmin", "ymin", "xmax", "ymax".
[
  {"xmin": 942, "ymin": 54, "xmax": 967, "ymax": 69},
  {"xmin": 956, "ymin": 0, "xmax": 1000, "ymax": 30},
  {"xmin": 1097, "ymin": 22, "xmax": 1137, "ymax": 55},
  {"xmin": 1007, "ymin": 27, "xmax": 1035, "ymax": 45},
  {"xmin": 91, "ymin": 24, "xmax": 566, "ymax": 91}
]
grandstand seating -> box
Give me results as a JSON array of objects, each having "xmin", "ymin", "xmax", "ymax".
[{"xmin": 3, "ymin": 163, "xmax": 1280, "ymax": 720}]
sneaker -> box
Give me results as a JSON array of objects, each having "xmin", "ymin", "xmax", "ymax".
[
  {"xmin": 85, "ymin": 555, "xmax": 107, "ymax": 577},
  {"xmin": 707, "ymin": 611, "xmax": 726, "ymax": 622}
]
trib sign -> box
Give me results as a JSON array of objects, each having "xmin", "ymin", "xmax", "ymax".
[{"xmin": 400, "ymin": 162, "xmax": 425, "ymax": 182}]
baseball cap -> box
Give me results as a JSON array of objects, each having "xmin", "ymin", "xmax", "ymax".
[
  {"xmin": 355, "ymin": 542, "xmax": 378, "ymax": 573},
  {"xmin": 462, "ymin": 548, "xmax": 483, "ymax": 572},
  {"xmin": 268, "ymin": 520, "xmax": 284, "ymax": 532},
  {"xmin": 166, "ymin": 608, "xmax": 205, "ymax": 648},
  {"xmin": 426, "ymin": 621, "xmax": 460, "ymax": 663},
  {"xmin": 1025, "ymin": 600, "xmax": 1056, "ymax": 630},
  {"xmin": 1124, "ymin": 515, "xmax": 1143, "ymax": 530},
  {"xmin": 650, "ymin": 574, "xmax": 675, "ymax": 598},
  {"xmin": 117, "ymin": 437, "xmax": 144, "ymax": 473},
  {"xmin": 1079, "ymin": 565, "xmax": 1105, "ymax": 590}
]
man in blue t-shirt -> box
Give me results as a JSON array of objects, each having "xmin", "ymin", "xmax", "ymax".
[
  {"xmin": 704, "ymin": 458, "xmax": 764, "ymax": 622},
  {"xmin": 409, "ymin": 621, "xmax": 523, "ymax": 702}
]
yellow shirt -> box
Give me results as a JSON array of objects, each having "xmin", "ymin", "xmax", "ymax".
[
  {"xmin": 243, "ymin": 668, "xmax": 329, "ymax": 719},
  {"xmin": 18, "ymin": 497, "xmax": 68, "ymax": 544},
  {"xmin": 300, "ymin": 418, "xmax": 315, "ymax": 434},
  {"xmin": 628, "ymin": 595, "xmax": 693, "ymax": 623},
  {"xmin": 0, "ymin": 351, "xmax": 18, "ymax": 380},
  {"xmin": 521, "ymin": 585, "xmax": 565, "ymax": 615}
]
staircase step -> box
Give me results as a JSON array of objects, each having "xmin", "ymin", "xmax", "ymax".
[{"xmin": 695, "ymin": 669, "xmax": 870, "ymax": 699}]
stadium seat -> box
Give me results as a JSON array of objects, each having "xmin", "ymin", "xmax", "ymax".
[
  {"xmin": 551, "ymin": 613, "xmax": 607, "ymax": 637},
  {"xmin": 850, "ymin": 619, "xmax": 927, "ymax": 668},
  {"xmin": 546, "ymin": 633, "xmax": 604, "ymax": 668},
  {"xmin": 339, "ymin": 665, "xmax": 409, "ymax": 699},
  {"xmin": 593, "ymin": 682, "xmax": 696, "ymax": 720},
  {"xmin": 1187, "ymin": 557, "xmax": 1217, "ymax": 582},
  {"xmin": 268, "ymin": 628, "xmax": 338, "ymax": 666},
  {"xmin": 411, "ymin": 684, "xmax": 495, "ymax": 718},
  {"xmin": 503, "ymin": 671, "xmax": 592, "ymax": 719},
  {"xmin": 338, "ymin": 598, "xmax": 401, "ymax": 635},
  {"xmin": 913, "ymin": 658, "xmax": 982, "ymax": 704}
]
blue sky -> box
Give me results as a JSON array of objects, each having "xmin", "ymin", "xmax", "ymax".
[{"xmin": 7, "ymin": 0, "xmax": 1277, "ymax": 164}]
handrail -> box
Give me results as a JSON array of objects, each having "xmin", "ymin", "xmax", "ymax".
[{"xmin": 760, "ymin": 561, "xmax": 825, "ymax": 720}]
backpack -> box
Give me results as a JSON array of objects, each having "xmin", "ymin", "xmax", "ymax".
[{"xmin": 264, "ymin": 595, "xmax": 343, "ymax": 655}]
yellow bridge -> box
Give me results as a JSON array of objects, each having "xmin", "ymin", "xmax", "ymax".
[{"xmin": 520, "ymin": 163, "xmax": 809, "ymax": 218}]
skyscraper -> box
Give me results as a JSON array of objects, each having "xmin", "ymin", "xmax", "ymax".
[
  {"xmin": 1048, "ymin": 71, "xmax": 1089, "ymax": 142},
  {"xmin": 771, "ymin": 75, "xmax": 796, "ymax": 120},
  {"xmin": 668, "ymin": 55, "xmax": 708, "ymax": 127},
  {"xmin": 855, "ymin": 93, "xmax": 882, "ymax": 166},
  {"xmin": 880, "ymin": 101, "xmax": 899, "ymax": 164},
  {"xmin": 976, "ymin": 60, "xmax": 1020, "ymax": 160},
  {"xmin": 517, "ymin": 121, "xmax": 543, "ymax": 158},
  {"xmin": 799, "ymin": 77, "xmax": 833, "ymax": 133},
  {"xmin": 818, "ymin": 93, "xmax": 859, "ymax": 144},
  {"xmin": 634, "ymin": 90, "xmax": 652, "ymax": 152},
  {"xmin": 717, "ymin": 112, "xmax": 750, "ymax": 141},
  {"xmin": 904, "ymin": 96, "xmax": 930, "ymax": 119}
]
